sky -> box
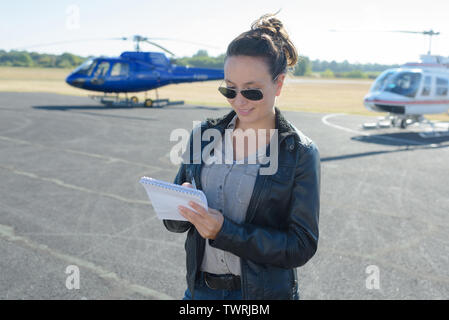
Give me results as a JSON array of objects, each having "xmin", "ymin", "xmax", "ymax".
[{"xmin": 2, "ymin": 0, "xmax": 449, "ymax": 65}]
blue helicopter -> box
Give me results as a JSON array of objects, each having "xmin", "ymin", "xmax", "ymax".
[{"xmin": 65, "ymin": 35, "xmax": 224, "ymax": 107}]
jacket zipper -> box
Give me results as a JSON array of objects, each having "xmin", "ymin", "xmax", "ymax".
[
  {"xmin": 240, "ymin": 259, "xmax": 247, "ymax": 299},
  {"xmin": 191, "ymin": 163, "xmax": 203, "ymax": 300},
  {"xmin": 240, "ymin": 135, "xmax": 291, "ymax": 299}
]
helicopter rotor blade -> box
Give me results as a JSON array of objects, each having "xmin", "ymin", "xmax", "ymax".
[
  {"xmin": 15, "ymin": 38, "xmax": 112, "ymax": 50},
  {"xmin": 329, "ymin": 29, "xmax": 441, "ymax": 36},
  {"xmin": 16, "ymin": 36, "xmax": 138, "ymax": 50},
  {"xmin": 142, "ymin": 40, "xmax": 175, "ymax": 56},
  {"xmin": 391, "ymin": 30, "xmax": 423, "ymax": 34},
  {"xmin": 389, "ymin": 30, "xmax": 440, "ymax": 35},
  {"xmin": 146, "ymin": 37, "xmax": 221, "ymax": 50},
  {"xmin": 109, "ymin": 37, "xmax": 130, "ymax": 41},
  {"xmin": 16, "ymin": 35, "xmax": 220, "ymax": 56},
  {"xmin": 329, "ymin": 29, "xmax": 441, "ymax": 55}
]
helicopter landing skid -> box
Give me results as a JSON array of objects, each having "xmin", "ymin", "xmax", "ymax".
[
  {"xmin": 362, "ymin": 114, "xmax": 435, "ymax": 130},
  {"xmin": 88, "ymin": 94, "xmax": 184, "ymax": 108},
  {"xmin": 362, "ymin": 114, "xmax": 449, "ymax": 135},
  {"xmin": 362, "ymin": 114, "xmax": 395, "ymax": 129}
]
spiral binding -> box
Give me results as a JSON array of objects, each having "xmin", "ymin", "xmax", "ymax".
[{"xmin": 140, "ymin": 177, "xmax": 202, "ymax": 200}]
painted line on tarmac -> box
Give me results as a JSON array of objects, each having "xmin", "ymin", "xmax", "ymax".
[
  {"xmin": 319, "ymin": 246, "xmax": 449, "ymax": 285},
  {"xmin": 0, "ymin": 163, "xmax": 150, "ymax": 206},
  {"xmin": 0, "ymin": 135, "xmax": 164, "ymax": 172},
  {"xmin": 0, "ymin": 223, "xmax": 173, "ymax": 299}
]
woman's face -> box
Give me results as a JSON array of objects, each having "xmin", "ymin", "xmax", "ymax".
[{"xmin": 223, "ymin": 55, "xmax": 285, "ymax": 126}]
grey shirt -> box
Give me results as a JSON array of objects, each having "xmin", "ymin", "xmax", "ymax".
[{"xmin": 200, "ymin": 115, "xmax": 261, "ymax": 276}]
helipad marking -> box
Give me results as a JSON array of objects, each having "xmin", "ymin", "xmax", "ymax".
[{"xmin": 321, "ymin": 114, "xmax": 428, "ymax": 146}]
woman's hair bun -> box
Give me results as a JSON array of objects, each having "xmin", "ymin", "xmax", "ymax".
[
  {"xmin": 226, "ymin": 12, "xmax": 299, "ymax": 79},
  {"xmin": 250, "ymin": 13, "xmax": 299, "ymax": 69},
  {"xmin": 251, "ymin": 14, "xmax": 283, "ymax": 36}
]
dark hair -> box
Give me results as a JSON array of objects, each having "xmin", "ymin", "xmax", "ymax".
[{"xmin": 226, "ymin": 13, "xmax": 299, "ymax": 81}]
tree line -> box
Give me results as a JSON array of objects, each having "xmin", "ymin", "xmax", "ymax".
[
  {"xmin": 173, "ymin": 50, "xmax": 400, "ymax": 79},
  {"xmin": 0, "ymin": 50, "xmax": 86, "ymax": 68},
  {"xmin": 0, "ymin": 49, "xmax": 399, "ymax": 79}
]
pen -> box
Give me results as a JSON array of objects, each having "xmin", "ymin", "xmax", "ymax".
[{"xmin": 191, "ymin": 177, "xmax": 197, "ymax": 189}]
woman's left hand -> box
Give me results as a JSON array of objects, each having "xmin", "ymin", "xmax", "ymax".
[{"xmin": 178, "ymin": 202, "xmax": 224, "ymax": 240}]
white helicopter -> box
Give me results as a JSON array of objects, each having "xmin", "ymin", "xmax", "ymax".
[{"xmin": 362, "ymin": 30, "xmax": 449, "ymax": 129}]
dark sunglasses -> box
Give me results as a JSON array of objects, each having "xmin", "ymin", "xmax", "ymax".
[
  {"xmin": 218, "ymin": 86, "xmax": 264, "ymax": 101},
  {"xmin": 218, "ymin": 74, "xmax": 281, "ymax": 101}
]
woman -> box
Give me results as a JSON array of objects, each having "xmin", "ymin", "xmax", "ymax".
[{"xmin": 164, "ymin": 13, "xmax": 320, "ymax": 300}]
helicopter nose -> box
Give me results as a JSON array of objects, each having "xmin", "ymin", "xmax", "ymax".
[
  {"xmin": 363, "ymin": 93, "xmax": 379, "ymax": 111},
  {"xmin": 66, "ymin": 74, "xmax": 85, "ymax": 88},
  {"xmin": 364, "ymin": 94, "xmax": 373, "ymax": 105},
  {"xmin": 65, "ymin": 75, "xmax": 73, "ymax": 85}
]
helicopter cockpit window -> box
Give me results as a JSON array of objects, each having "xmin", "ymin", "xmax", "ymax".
[
  {"xmin": 370, "ymin": 70, "xmax": 395, "ymax": 92},
  {"xmin": 93, "ymin": 61, "xmax": 110, "ymax": 78},
  {"xmin": 74, "ymin": 58, "xmax": 95, "ymax": 76},
  {"xmin": 421, "ymin": 76, "xmax": 432, "ymax": 96},
  {"xmin": 110, "ymin": 63, "xmax": 129, "ymax": 77},
  {"xmin": 384, "ymin": 71, "xmax": 422, "ymax": 98},
  {"xmin": 436, "ymin": 77, "xmax": 448, "ymax": 96}
]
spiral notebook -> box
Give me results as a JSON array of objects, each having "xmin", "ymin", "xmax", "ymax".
[{"xmin": 139, "ymin": 176, "xmax": 208, "ymax": 221}]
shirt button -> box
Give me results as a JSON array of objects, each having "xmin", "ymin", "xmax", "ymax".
[{"xmin": 219, "ymin": 185, "xmax": 223, "ymax": 190}]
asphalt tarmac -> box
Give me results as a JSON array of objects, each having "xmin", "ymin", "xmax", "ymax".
[{"xmin": 0, "ymin": 92, "xmax": 448, "ymax": 299}]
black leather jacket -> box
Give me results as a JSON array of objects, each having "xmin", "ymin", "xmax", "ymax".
[{"xmin": 164, "ymin": 107, "xmax": 320, "ymax": 300}]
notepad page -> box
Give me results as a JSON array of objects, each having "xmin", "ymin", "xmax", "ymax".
[{"xmin": 139, "ymin": 177, "xmax": 208, "ymax": 221}]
